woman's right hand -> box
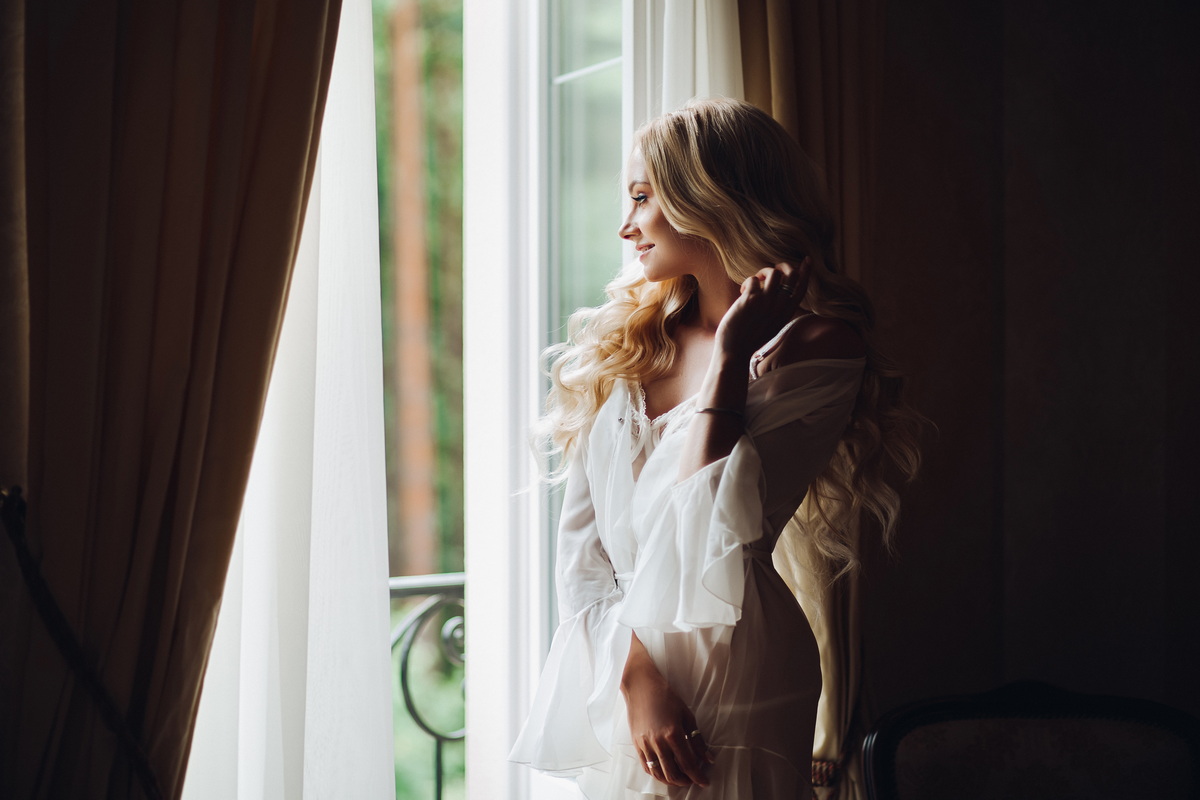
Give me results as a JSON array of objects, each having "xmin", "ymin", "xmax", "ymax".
[
  {"xmin": 622, "ymin": 636, "xmax": 713, "ymax": 787},
  {"xmin": 715, "ymin": 258, "xmax": 811, "ymax": 362}
]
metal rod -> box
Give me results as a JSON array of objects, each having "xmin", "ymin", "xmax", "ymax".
[
  {"xmin": 389, "ymin": 572, "xmax": 466, "ymax": 597},
  {"xmin": 435, "ymin": 739, "xmax": 444, "ymax": 800}
]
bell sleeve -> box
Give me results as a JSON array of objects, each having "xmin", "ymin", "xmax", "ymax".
[
  {"xmin": 619, "ymin": 359, "xmax": 864, "ymax": 634},
  {"xmin": 508, "ymin": 443, "xmax": 631, "ymax": 774}
]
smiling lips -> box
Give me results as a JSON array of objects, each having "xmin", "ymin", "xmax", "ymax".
[{"xmin": 637, "ymin": 244, "xmax": 654, "ymax": 257}]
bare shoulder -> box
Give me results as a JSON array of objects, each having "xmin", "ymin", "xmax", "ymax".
[{"xmin": 762, "ymin": 314, "xmax": 866, "ymax": 371}]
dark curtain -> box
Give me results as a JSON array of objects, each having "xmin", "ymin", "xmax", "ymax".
[
  {"xmin": 863, "ymin": 0, "xmax": 1200, "ymax": 721},
  {"xmin": 0, "ymin": 0, "xmax": 343, "ymax": 796},
  {"xmin": 739, "ymin": 0, "xmax": 1200, "ymax": 794}
]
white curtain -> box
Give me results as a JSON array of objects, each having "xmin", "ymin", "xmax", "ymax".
[
  {"xmin": 183, "ymin": 0, "xmax": 396, "ymax": 797},
  {"xmin": 628, "ymin": 0, "xmax": 744, "ymax": 126},
  {"xmin": 660, "ymin": 0, "xmax": 744, "ymax": 110}
]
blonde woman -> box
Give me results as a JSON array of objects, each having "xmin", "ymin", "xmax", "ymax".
[{"xmin": 510, "ymin": 98, "xmax": 921, "ymax": 799}]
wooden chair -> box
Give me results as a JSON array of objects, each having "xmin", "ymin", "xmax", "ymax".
[{"xmin": 861, "ymin": 681, "xmax": 1200, "ymax": 800}]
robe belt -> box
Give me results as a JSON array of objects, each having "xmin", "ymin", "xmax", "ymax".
[
  {"xmin": 613, "ymin": 545, "xmax": 773, "ymax": 592},
  {"xmin": 614, "ymin": 571, "xmax": 634, "ymax": 592}
]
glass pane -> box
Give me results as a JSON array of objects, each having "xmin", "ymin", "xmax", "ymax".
[
  {"xmin": 551, "ymin": 62, "xmax": 625, "ymax": 338},
  {"xmin": 374, "ymin": 0, "xmax": 466, "ymax": 797},
  {"xmin": 375, "ymin": 0, "xmax": 464, "ymax": 580},
  {"xmin": 551, "ymin": 0, "xmax": 622, "ymax": 77},
  {"xmin": 546, "ymin": 44, "xmax": 623, "ymax": 635}
]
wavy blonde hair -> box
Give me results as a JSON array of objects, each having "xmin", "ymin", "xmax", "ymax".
[{"xmin": 540, "ymin": 98, "xmax": 923, "ymax": 577}]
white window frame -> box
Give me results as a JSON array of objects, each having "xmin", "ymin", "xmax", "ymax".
[
  {"xmin": 464, "ymin": 3, "xmax": 660, "ymax": 798},
  {"xmin": 462, "ymin": 0, "xmax": 547, "ymax": 797}
]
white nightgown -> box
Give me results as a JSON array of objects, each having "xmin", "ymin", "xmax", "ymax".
[{"xmin": 510, "ymin": 347, "xmax": 865, "ymax": 799}]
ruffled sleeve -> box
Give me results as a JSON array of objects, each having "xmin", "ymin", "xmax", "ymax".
[
  {"xmin": 619, "ymin": 359, "xmax": 864, "ymax": 634},
  {"xmin": 508, "ymin": 443, "xmax": 632, "ymax": 773},
  {"xmin": 554, "ymin": 446, "xmax": 619, "ymax": 620},
  {"xmin": 619, "ymin": 436, "xmax": 766, "ymax": 632}
]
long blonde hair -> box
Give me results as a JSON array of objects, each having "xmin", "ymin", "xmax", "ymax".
[{"xmin": 541, "ymin": 98, "xmax": 923, "ymax": 576}]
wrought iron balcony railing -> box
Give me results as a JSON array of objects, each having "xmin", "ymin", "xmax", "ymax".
[{"xmin": 390, "ymin": 572, "xmax": 465, "ymax": 800}]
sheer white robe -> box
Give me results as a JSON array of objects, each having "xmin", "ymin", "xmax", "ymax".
[{"xmin": 511, "ymin": 356, "xmax": 864, "ymax": 799}]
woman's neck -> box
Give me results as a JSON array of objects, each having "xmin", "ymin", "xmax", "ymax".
[{"xmin": 689, "ymin": 269, "xmax": 741, "ymax": 332}]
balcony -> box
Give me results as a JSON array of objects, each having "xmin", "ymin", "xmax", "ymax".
[{"xmin": 391, "ymin": 572, "xmax": 466, "ymax": 799}]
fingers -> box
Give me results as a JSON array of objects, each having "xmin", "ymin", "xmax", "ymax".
[
  {"xmin": 636, "ymin": 747, "xmax": 683, "ymax": 787},
  {"xmin": 638, "ymin": 727, "xmax": 712, "ymax": 788},
  {"xmin": 686, "ymin": 728, "xmax": 716, "ymax": 765},
  {"xmin": 656, "ymin": 748, "xmax": 689, "ymax": 787},
  {"xmin": 667, "ymin": 728, "xmax": 710, "ymax": 787},
  {"xmin": 740, "ymin": 273, "xmax": 761, "ymax": 296},
  {"xmin": 759, "ymin": 265, "xmax": 786, "ymax": 295},
  {"xmin": 640, "ymin": 750, "xmax": 662, "ymax": 782},
  {"xmin": 745, "ymin": 257, "xmax": 811, "ymax": 301},
  {"xmin": 768, "ymin": 258, "xmax": 810, "ymax": 300},
  {"xmin": 641, "ymin": 743, "xmax": 687, "ymax": 787}
]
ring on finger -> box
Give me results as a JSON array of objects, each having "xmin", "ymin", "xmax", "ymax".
[{"xmin": 645, "ymin": 759, "xmax": 657, "ymax": 770}]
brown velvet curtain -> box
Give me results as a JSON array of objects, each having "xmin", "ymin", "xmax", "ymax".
[
  {"xmin": 0, "ymin": 0, "xmax": 342, "ymax": 797},
  {"xmin": 861, "ymin": 0, "xmax": 1200, "ymax": 727},
  {"xmin": 739, "ymin": 3, "xmax": 886, "ymax": 799},
  {"xmin": 738, "ymin": 0, "xmax": 884, "ymax": 285},
  {"xmin": 741, "ymin": 4, "xmax": 1200, "ymax": 799}
]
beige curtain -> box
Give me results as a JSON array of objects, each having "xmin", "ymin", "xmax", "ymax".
[
  {"xmin": 0, "ymin": 0, "xmax": 342, "ymax": 797},
  {"xmin": 741, "ymin": 2, "xmax": 886, "ymax": 798},
  {"xmin": 738, "ymin": 0, "xmax": 884, "ymax": 285}
]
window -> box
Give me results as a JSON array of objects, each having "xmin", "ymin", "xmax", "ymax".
[
  {"xmin": 463, "ymin": 3, "xmax": 633, "ymax": 798},
  {"xmin": 372, "ymin": 0, "xmax": 468, "ymax": 795}
]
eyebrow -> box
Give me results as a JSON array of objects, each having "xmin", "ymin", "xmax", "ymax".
[{"xmin": 627, "ymin": 180, "xmax": 649, "ymax": 191}]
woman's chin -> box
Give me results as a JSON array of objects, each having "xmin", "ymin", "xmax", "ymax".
[{"xmin": 641, "ymin": 264, "xmax": 674, "ymax": 283}]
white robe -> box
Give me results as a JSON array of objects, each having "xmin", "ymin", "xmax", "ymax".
[{"xmin": 511, "ymin": 354, "xmax": 865, "ymax": 799}]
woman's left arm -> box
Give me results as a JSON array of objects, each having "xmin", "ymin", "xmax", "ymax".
[
  {"xmin": 678, "ymin": 261, "xmax": 806, "ymax": 480},
  {"xmin": 679, "ymin": 260, "xmax": 866, "ymax": 481}
]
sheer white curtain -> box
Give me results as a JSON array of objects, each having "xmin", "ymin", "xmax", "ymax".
[
  {"xmin": 183, "ymin": 0, "xmax": 395, "ymax": 797},
  {"xmin": 625, "ymin": 0, "xmax": 744, "ymax": 137}
]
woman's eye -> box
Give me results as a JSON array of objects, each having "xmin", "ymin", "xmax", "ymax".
[{"xmin": 632, "ymin": 193, "xmax": 647, "ymax": 205}]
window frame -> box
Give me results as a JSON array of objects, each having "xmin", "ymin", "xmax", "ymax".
[
  {"xmin": 462, "ymin": 1, "xmax": 550, "ymax": 797},
  {"xmin": 463, "ymin": 2, "xmax": 658, "ymax": 797}
]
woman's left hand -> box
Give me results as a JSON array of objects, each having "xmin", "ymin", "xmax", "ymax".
[{"xmin": 715, "ymin": 258, "xmax": 811, "ymax": 362}]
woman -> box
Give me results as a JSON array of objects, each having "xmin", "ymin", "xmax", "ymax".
[{"xmin": 510, "ymin": 98, "xmax": 921, "ymax": 798}]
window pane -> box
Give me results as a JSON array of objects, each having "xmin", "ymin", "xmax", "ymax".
[
  {"xmin": 546, "ymin": 13, "xmax": 624, "ymax": 636},
  {"xmin": 550, "ymin": 62, "xmax": 624, "ymax": 336},
  {"xmin": 551, "ymin": 0, "xmax": 622, "ymax": 77},
  {"xmin": 375, "ymin": 0, "xmax": 464, "ymax": 579},
  {"xmin": 374, "ymin": 0, "xmax": 466, "ymax": 797}
]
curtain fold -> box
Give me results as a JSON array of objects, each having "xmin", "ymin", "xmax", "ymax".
[
  {"xmin": 660, "ymin": 0, "xmax": 745, "ymax": 112},
  {"xmin": 0, "ymin": 0, "xmax": 343, "ymax": 796},
  {"xmin": 775, "ymin": 522, "xmax": 866, "ymax": 800},
  {"xmin": 0, "ymin": 0, "xmax": 28, "ymax": 488},
  {"xmin": 183, "ymin": 1, "xmax": 395, "ymax": 794},
  {"xmin": 738, "ymin": 0, "xmax": 884, "ymax": 284},
  {"xmin": 741, "ymin": 2, "xmax": 886, "ymax": 798}
]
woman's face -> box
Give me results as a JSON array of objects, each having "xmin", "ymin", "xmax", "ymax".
[{"xmin": 618, "ymin": 149, "xmax": 721, "ymax": 283}]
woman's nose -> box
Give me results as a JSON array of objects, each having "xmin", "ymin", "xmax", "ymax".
[{"xmin": 618, "ymin": 215, "xmax": 636, "ymax": 240}]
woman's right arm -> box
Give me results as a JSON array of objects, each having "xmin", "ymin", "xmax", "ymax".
[
  {"xmin": 621, "ymin": 632, "xmax": 713, "ymax": 788},
  {"xmin": 555, "ymin": 445, "xmax": 617, "ymax": 619},
  {"xmin": 559, "ymin": 445, "xmax": 710, "ymax": 785}
]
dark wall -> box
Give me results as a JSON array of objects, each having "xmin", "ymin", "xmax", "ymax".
[{"xmin": 862, "ymin": 0, "xmax": 1200, "ymax": 720}]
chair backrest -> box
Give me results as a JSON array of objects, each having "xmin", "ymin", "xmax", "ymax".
[{"xmin": 861, "ymin": 681, "xmax": 1200, "ymax": 800}]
